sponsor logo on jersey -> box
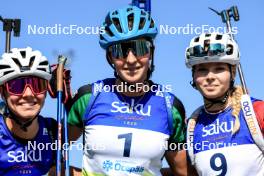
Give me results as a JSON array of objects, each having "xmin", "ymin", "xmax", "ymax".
[
  {"xmin": 202, "ymin": 118, "xmax": 234, "ymax": 137},
  {"xmin": 43, "ymin": 128, "xmax": 48, "ymax": 135},
  {"xmin": 102, "ymin": 160, "xmax": 144, "ymax": 174},
  {"xmin": 111, "ymin": 99, "xmax": 151, "ymax": 116},
  {"xmin": 7, "ymin": 148, "xmax": 42, "ymax": 163},
  {"xmin": 242, "ymin": 100, "xmax": 258, "ymax": 135},
  {"xmin": 155, "ymin": 90, "xmax": 164, "ymax": 97}
]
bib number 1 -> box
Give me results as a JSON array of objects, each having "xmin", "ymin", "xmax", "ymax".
[
  {"xmin": 210, "ymin": 153, "xmax": 227, "ymax": 176},
  {"xmin": 118, "ymin": 133, "xmax": 132, "ymax": 157}
]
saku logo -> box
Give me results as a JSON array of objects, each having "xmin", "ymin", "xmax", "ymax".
[
  {"xmin": 7, "ymin": 148, "xmax": 42, "ymax": 163},
  {"xmin": 111, "ymin": 99, "xmax": 151, "ymax": 116},
  {"xmin": 202, "ymin": 118, "xmax": 234, "ymax": 137}
]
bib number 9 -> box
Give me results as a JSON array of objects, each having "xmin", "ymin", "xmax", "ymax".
[{"xmin": 210, "ymin": 153, "xmax": 227, "ymax": 176}]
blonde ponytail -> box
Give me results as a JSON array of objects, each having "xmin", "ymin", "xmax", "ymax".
[{"xmin": 230, "ymin": 85, "xmax": 243, "ymax": 134}]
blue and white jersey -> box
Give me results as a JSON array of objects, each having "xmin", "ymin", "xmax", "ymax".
[
  {"xmin": 68, "ymin": 78, "xmax": 186, "ymax": 176},
  {"xmin": 192, "ymin": 106, "xmax": 264, "ymax": 176},
  {"xmin": 0, "ymin": 115, "xmax": 56, "ymax": 176}
]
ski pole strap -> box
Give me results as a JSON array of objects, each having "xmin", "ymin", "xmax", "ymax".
[
  {"xmin": 241, "ymin": 95, "xmax": 264, "ymax": 152},
  {"xmin": 186, "ymin": 106, "xmax": 202, "ymax": 165}
]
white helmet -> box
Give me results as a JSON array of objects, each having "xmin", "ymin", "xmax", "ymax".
[
  {"xmin": 185, "ymin": 33, "xmax": 240, "ymax": 68},
  {"xmin": 0, "ymin": 47, "xmax": 51, "ymax": 85}
]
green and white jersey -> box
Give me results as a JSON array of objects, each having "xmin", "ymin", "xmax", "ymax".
[{"xmin": 68, "ymin": 79, "xmax": 186, "ymax": 176}]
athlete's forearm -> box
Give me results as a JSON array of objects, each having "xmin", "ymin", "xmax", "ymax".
[
  {"xmin": 68, "ymin": 124, "xmax": 83, "ymax": 142},
  {"xmin": 70, "ymin": 166, "xmax": 82, "ymax": 176},
  {"xmin": 165, "ymin": 150, "xmax": 187, "ymax": 176},
  {"xmin": 160, "ymin": 167, "xmax": 173, "ymax": 176},
  {"xmin": 48, "ymin": 165, "xmax": 82, "ymax": 176}
]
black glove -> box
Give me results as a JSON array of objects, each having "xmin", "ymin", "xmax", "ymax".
[{"xmin": 48, "ymin": 64, "xmax": 72, "ymax": 104}]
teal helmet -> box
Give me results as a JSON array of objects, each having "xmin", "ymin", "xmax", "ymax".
[{"xmin": 99, "ymin": 5, "xmax": 158, "ymax": 49}]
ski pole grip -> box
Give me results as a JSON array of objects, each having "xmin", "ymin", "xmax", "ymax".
[
  {"xmin": 13, "ymin": 19, "xmax": 21, "ymax": 37},
  {"xmin": 57, "ymin": 55, "xmax": 67, "ymax": 92},
  {"xmin": 232, "ymin": 6, "xmax": 239, "ymax": 21}
]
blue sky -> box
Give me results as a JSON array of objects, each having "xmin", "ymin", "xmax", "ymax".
[{"xmin": 2, "ymin": 0, "xmax": 264, "ymax": 169}]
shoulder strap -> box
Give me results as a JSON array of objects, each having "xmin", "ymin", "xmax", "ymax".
[
  {"xmin": 85, "ymin": 83, "xmax": 101, "ymax": 115},
  {"xmin": 84, "ymin": 79, "xmax": 114, "ymax": 117},
  {"xmin": 241, "ymin": 95, "xmax": 264, "ymax": 152},
  {"xmin": 43, "ymin": 117, "xmax": 57, "ymax": 164},
  {"xmin": 186, "ymin": 106, "xmax": 203, "ymax": 165},
  {"xmin": 43, "ymin": 117, "xmax": 57, "ymax": 142},
  {"xmin": 163, "ymin": 91, "xmax": 174, "ymax": 135}
]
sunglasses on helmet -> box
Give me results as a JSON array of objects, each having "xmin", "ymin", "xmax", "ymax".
[{"xmin": 186, "ymin": 43, "xmax": 233, "ymax": 59}]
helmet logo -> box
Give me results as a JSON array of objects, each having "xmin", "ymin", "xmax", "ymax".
[{"xmin": 20, "ymin": 66, "xmax": 30, "ymax": 72}]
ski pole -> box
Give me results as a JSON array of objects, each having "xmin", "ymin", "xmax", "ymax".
[
  {"xmin": 209, "ymin": 6, "xmax": 247, "ymax": 94},
  {"xmin": 56, "ymin": 55, "xmax": 67, "ymax": 176},
  {"xmin": 0, "ymin": 16, "xmax": 21, "ymax": 53},
  {"xmin": 209, "ymin": 6, "xmax": 264, "ymax": 149},
  {"xmin": 62, "ymin": 104, "xmax": 69, "ymax": 176}
]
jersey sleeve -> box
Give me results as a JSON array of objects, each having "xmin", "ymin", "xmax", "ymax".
[
  {"xmin": 67, "ymin": 85, "xmax": 92, "ymax": 128},
  {"xmin": 253, "ymin": 100, "xmax": 264, "ymax": 137},
  {"xmin": 168, "ymin": 95, "xmax": 187, "ymax": 151}
]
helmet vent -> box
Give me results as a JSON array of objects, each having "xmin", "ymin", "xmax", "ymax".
[
  {"xmin": 39, "ymin": 60, "xmax": 48, "ymax": 66},
  {"xmin": 205, "ymin": 33, "xmax": 211, "ymax": 37},
  {"xmin": 3, "ymin": 70, "xmax": 14, "ymax": 76},
  {"xmin": 112, "ymin": 10, "xmax": 118, "ymax": 15},
  {"xmin": 12, "ymin": 57, "xmax": 22, "ymax": 68},
  {"xmin": 150, "ymin": 19, "xmax": 154, "ymax": 28},
  {"xmin": 127, "ymin": 13, "xmax": 134, "ymax": 31},
  {"xmin": 99, "ymin": 34, "xmax": 104, "ymax": 40},
  {"xmin": 127, "ymin": 8, "xmax": 133, "ymax": 12},
  {"xmin": 141, "ymin": 10, "xmax": 146, "ymax": 16},
  {"xmin": 226, "ymin": 44, "xmax": 233, "ymax": 55},
  {"xmin": 20, "ymin": 51, "xmax": 26, "ymax": 58},
  {"xmin": 216, "ymin": 34, "xmax": 222, "ymax": 40},
  {"xmin": 29, "ymin": 56, "xmax": 35, "ymax": 67},
  {"xmin": 105, "ymin": 26, "xmax": 114, "ymax": 37},
  {"xmin": 112, "ymin": 18, "xmax": 122, "ymax": 33},
  {"xmin": 194, "ymin": 37, "xmax": 199, "ymax": 42},
  {"xmin": 105, "ymin": 14, "xmax": 112, "ymax": 26},
  {"xmin": 37, "ymin": 68, "xmax": 47, "ymax": 72},
  {"xmin": 0, "ymin": 65, "xmax": 10, "ymax": 69},
  {"xmin": 139, "ymin": 17, "xmax": 146, "ymax": 30}
]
